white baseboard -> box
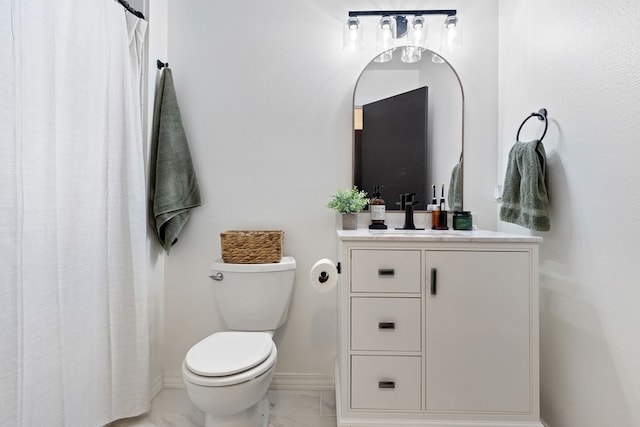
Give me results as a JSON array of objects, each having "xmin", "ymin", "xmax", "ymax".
[
  {"xmin": 159, "ymin": 371, "xmax": 334, "ymax": 391},
  {"xmin": 269, "ymin": 373, "xmax": 334, "ymax": 390},
  {"xmin": 162, "ymin": 372, "xmax": 185, "ymax": 388},
  {"xmin": 150, "ymin": 373, "xmax": 164, "ymax": 398}
]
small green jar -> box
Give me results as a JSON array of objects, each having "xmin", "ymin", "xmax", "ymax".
[{"xmin": 453, "ymin": 211, "xmax": 473, "ymax": 230}]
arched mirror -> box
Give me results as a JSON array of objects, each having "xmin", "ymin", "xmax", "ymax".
[{"xmin": 353, "ymin": 48, "xmax": 464, "ymax": 211}]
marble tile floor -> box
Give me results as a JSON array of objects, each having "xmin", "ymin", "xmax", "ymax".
[{"xmin": 113, "ymin": 388, "xmax": 337, "ymax": 427}]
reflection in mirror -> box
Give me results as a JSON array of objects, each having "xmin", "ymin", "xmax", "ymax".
[{"xmin": 353, "ymin": 48, "xmax": 463, "ymax": 210}]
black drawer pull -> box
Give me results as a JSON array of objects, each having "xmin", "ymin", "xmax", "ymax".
[
  {"xmin": 378, "ymin": 322, "xmax": 396, "ymax": 330},
  {"xmin": 430, "ymin": 267, "xmax": 437, "ymax": 295},
  {"xmin": 378, "ymin": 268, "xmax": 395, "ymax": 276},
  {"xmin": 378, "ymin": 381, "xmax": 396, "ymax": 389}
]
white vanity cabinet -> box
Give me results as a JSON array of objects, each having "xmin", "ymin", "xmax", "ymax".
[{"xmin": 336, "ymin": 230, "xmax": 544, "ymax": 427}]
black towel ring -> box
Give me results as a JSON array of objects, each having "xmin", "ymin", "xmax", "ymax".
[{"xmin": 516, "ymin": 108, "xmax": 548, "ymax": 142}]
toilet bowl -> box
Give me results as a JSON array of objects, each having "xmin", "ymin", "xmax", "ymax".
[
  {"xmin": 182, "ymin": 257, "xmax": 296, "ymax": 427},
  {"xmin": 182, "ymin": 332, "xmax": 277, "ymax": 427}
]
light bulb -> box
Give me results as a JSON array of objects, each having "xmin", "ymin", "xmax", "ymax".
[
  {"xmin": 374, "ymin": 15, "xmax": 395, "ymax": 62},
  {"xmin": 409, "ymin": 15, "xmax": 427, "ymax": 47},
  {"xmin": 441, "ymin": 15, "xmax": 461, "ymax": 53},
  {"xmin": 377, "ymin": 16, "xmax": 395, "ymax": 48},
  {"xmin": 343, "ymin": 17, "xmax": 363, "ymax": 51}
]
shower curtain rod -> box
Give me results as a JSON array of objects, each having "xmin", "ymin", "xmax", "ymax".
[{"xmin": 116, "ymin": 0, "xmax": 145, "ymax": 20}]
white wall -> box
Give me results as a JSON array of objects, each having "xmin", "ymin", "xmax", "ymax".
[
  {"xmin": 150, "ymin": 0, "xmax": 640, "ymax": 423},
  {"xmin": 162, "ymin": 0, "xmax": 498, "ymax": 381},
  {"xmin": 498, "ymin": 1, "xmax": 640, "ymax": 426},
  {"xmin": 140, "ymin": 0, "xmax": 169, "ymax": 393}
]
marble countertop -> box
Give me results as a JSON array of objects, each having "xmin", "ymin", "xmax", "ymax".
[{"xmin": 336, "ymin": 228, "xmax": 542, "ymax": 243}]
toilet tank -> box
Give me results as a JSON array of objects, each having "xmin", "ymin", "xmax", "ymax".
[{"xmin": 209, "ymin": 257, "xmax": 296, "ymax": 331}]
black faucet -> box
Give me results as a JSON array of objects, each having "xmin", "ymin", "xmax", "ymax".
[{"xmin": 395, "ymin": 193, "xmax": 424, "ymax": 230}]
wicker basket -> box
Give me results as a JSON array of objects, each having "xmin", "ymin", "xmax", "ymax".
[{"xmin": 220, "ymin": 230, "xmax": 284, "ymax": 264}]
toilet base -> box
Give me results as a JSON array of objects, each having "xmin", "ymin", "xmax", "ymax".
[{"xmin": 204, "ymin": 396, "xmax": 270, "ymax": 427}]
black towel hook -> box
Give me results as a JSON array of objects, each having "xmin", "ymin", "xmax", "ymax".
[
  {"xmin": 157, "ymin": 60, "xmax": 169, "ymax": 70},
  {"xmin": 516, "ymin": 108, "xmax": 548, "ymax": 143}
]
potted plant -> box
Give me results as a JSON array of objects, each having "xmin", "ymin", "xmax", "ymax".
[{"xmin": 326, "ymin": 186, "xmax": 369, "ymax": 230}]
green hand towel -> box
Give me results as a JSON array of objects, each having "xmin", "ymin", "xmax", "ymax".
[
  {"xmin": 448, "ymin": 159, "xmax": 463, "ymax": 212},
  {"xmin": 499, "ymin": 140, "xmax": 550, "ymax": 231},
  {"xmin": 149, "ymin": 68, "xmax": 201, "ymax": 253}
]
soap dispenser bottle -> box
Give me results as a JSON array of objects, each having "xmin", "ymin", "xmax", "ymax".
[
  {"xmin": 434, "ymin": 183, "xmax": 449, "ymax": 230},
  {"xmin": 369, "ymin": 185, "xmax": 387, "ymax": 230}
]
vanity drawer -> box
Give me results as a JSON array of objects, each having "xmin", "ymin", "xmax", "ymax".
[
  {"xmin": 351, "ymin": 250, "xmax": 421, "ymax": 293},
  {"xmin": 351, "ymin": 297, "xmax": 421, "ymax": 351},
  {"xmin": 351, "ymin": 355, "xmax": 422, "ymax": 410}
]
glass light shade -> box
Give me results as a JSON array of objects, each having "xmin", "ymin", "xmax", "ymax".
[
  {"xmin": 374, "ymin": 16, "xmax": 395, "ymax": 61},
  {"xmin": 401, "ymin": 15, "xmax": 426, "ymax": 63},
  {"xmin": 376, "ymin": 16, "xmax": 395, "ymax": 51},
  {"xmin": 343, "ymin": 17, "xmax": 363, "ymax": 51},
  {"xmin": 374, "ymin": 49, "xmax": 394, "ymax": 63},
  {"xmin": 441, "ymin": 15, "xmax": 461, "ymax": 53},
  {"xmin": 401, "ymin": 46, "xmax": 423, "ymax": 63},
  {"xmin": 408, "ymin": 15, "xmax": 427, "ymax": 48}
]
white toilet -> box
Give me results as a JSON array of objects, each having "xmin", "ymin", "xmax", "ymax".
[{"xmin": 182, "ymin": 256, "xmax": 296, "ymax": 427}]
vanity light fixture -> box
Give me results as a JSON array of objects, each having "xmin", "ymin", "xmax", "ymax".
[{"xmin": 344, "ymin": 9, "xmax": 459, "ymax": 63}]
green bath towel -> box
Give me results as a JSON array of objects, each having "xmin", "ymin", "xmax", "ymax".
[
  {"xmin": 149, "ymin": 68, "xmax": 201, "ymax": 253},
  {"xmin": 499, "ymin": 140, "xmax": 550, "ymax": 231}
]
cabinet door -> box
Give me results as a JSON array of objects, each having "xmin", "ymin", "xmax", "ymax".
[{"xmin": 425, "ymin": 250, "xmax": 532, "ymax": 414}]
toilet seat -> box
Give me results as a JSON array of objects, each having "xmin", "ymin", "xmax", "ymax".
[{"xmin": 183, "ymin": 331, "xmax": 277, "ymax": 387}]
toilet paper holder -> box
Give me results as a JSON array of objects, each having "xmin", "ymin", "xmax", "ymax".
[
  {"xmin": 315, "ymin": 262, "xmax": 341, "ymax": 282},
  {"xmin": 310, "ymin": 259, "xmax": 341, "ymax": 294}
]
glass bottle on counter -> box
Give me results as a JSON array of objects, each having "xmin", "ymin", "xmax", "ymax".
[{"xmin": 369, "ymin": 185, "xmax": 387, "ymax": 230}]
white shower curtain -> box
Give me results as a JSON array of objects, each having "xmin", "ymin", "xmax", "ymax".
[{"xmin": 0, "ymin": 1, "xmax": 150, "ymax": 426}]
